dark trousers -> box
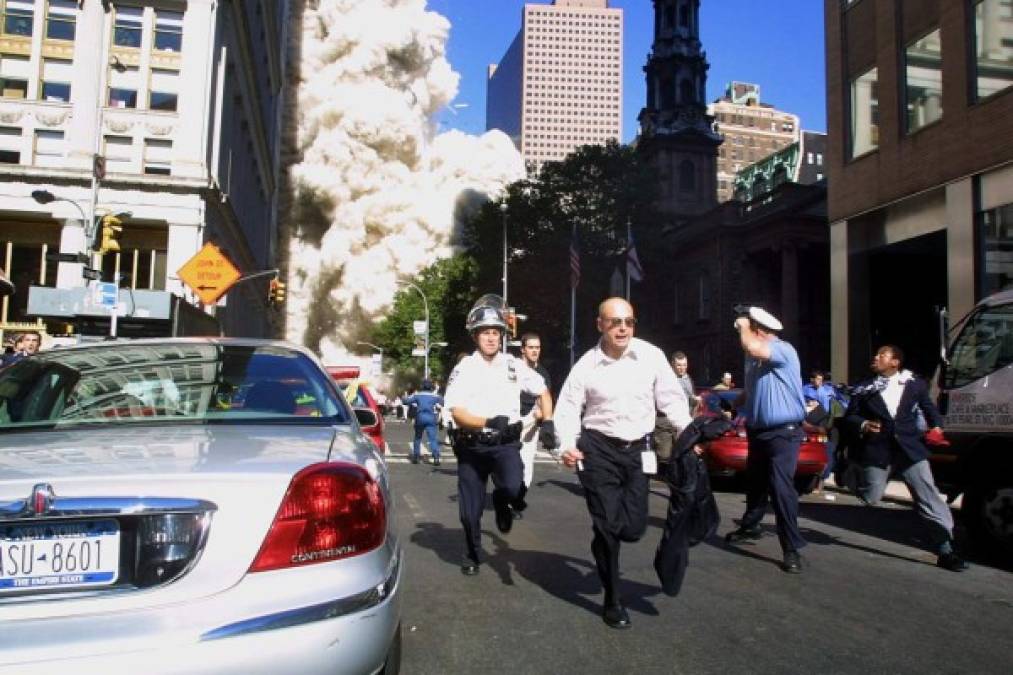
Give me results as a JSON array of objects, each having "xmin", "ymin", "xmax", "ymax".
[
  {"xmin": 457, "ymin": 441, "xmax": 523, "ymax": 564},
  {"xmin": 739, "ymin": 425, "xmax": 807, "ymax": 553},
  {"xmin": 576, "ymin": 429, "xmax": 649, "ymax": 603}
]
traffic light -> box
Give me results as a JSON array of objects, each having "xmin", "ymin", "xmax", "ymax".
[
  {"xmin": 95, "ymin": 215, "xmax": 123, "ymax": 254},
  {"xmin": 268, "ymin": 278, "xmax": 287, "ymax": 305}
]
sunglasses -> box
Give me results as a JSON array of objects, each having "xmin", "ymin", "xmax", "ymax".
[{"xmin": 604, "ymin": 317, "xmax": 637, "ymax": 329}]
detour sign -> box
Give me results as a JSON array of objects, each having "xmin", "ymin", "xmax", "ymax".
[{"xmin": 177, "ymin": 243, "xmax": 242, "ymax": 306}]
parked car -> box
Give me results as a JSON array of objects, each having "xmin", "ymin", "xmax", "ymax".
[
  {"xmin": 326, "ymin": 366, "xmax": 387, "ymax": 454},
  {"xmin": 0, "ymin": 339, "xmax": 402, "ymax": 674},
  {"xmin": 697, "ymin": 389, "xmax": 829, "ymax": 494}
]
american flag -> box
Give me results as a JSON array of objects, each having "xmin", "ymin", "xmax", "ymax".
[
  {"xmin": 627, "ymin": 230, "xmax": 644, "ymax": 283},
  {"xmin": 569, "ymin": 235, "xmax": 580, "ymax": 289}
]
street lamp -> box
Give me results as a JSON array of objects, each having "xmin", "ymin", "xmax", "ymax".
[
  {"xmin": 32, "ymin": 190, "xmax": 89, "ymax": 235},
  {"xmin": 356, "ymin": 341, "xmax": 384, "ymax": 378},
  {"xmin": 397, "ymin": 281, "xmax": 430, "ymax": 380}
]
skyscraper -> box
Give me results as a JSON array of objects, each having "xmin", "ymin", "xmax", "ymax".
[
  {"xmin": 709, "ymin": 82, "xmax": 800, "ymax": 202},
  {"xmin": 486, "ymin": 0, "xmax": 623, "ymax": 169},
  {"xmin": 637, "ymin": 0, "xmax": 722, "ymax": 220}
]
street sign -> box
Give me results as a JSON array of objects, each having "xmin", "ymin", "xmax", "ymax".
[
  {"xmin": 46, "ymin": 252, "xmax": 90, "ymax": 264},
  {"xmin": 176, "ymin": 243, "xmax": 242, "ymax": 306},
  {"xmin": 94, "ymin": 281, "xmax": 118, "ymax": 309},
  {"xmin": 413, "ymin": 320, "xmax": 427, "ymax": 336}
]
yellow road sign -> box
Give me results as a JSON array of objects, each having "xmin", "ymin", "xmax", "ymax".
[{"xmin": 177, "ymin": 243, "xmax": 242, "ymax": 306}]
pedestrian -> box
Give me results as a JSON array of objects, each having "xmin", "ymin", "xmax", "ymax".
[
  {"xmin": 554, "ymin": 297, "xmax": 693, "ymax": 629},
  {"xmin": 1, "ymin": 330, "xmax": 41, "ymax": 368},
  {"xmin": 654, "ymin": 351, "xmax": 699, "ymax": 463},
  {"xmin": 443, "ymin": 294, "xmax": 554, "ymax": 576},
  {"xmin": 713, "ymin": 372, "xmax": 734, "ymax": 390},
  {"xmin": 671, "ymin": 351, "xmax": 700, "ymax": 410},
  {"xmin": 843, "ymin": 345, "xmax": 968, "ymax": 572},
  {"xmin": 802, "ymin": 369, "xmax": 847, "ymax": 491},
  {"xmin": 512, "ymin": 331, "xmax": 553, "ymax": 516},
  {"xmin": 724, "ymin": 307, "xmax": 808, "ymax": 574},
  {"xmin": 404, "ymin": 379, "xmax": 444, "ymax": 465}
]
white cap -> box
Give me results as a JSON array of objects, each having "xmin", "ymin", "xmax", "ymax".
[{"xmin": 748, "ymin": 306, "xmax": 783, "ymax": 332}]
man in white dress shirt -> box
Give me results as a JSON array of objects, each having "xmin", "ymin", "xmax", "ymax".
[{"xmin": 554, "ymin": 298, "xmax": 693, "ymax": 629}]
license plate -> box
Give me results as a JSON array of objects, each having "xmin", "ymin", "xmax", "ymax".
[{"xmin": 0, "ymin": 520, "xmax": 120, "ymax": 592}]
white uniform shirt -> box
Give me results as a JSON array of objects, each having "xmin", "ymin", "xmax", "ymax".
[
  {"xmin": 554, "ymin": 337, "xmax": 692, "ymax": 451},
  {"xmin": 444, "ymin": 351, "xmax": 547, "ymax": 424}
]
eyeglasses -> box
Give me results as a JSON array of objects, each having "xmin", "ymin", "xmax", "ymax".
[{"xmin": 604, "ymin": 317, "xmax": 637, "ymax": 329}]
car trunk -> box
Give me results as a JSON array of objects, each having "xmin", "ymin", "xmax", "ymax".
[{"xmin": 0, "ymin": 424, "xmax": 339, "ymax": 618}]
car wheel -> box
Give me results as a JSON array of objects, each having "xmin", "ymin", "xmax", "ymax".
[
  {"xmin": 379, "ymin": 621, "xmax": 402, "ymax": 675},
  {"xmin": 964, "ymin": 481, "xmax": 1013, "ymax": 556}
]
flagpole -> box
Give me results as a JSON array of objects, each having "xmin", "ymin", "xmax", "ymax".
[
  {"xmin": 570, "ymin": 222, "xmax": 577, "ymax": 368},
  {"xmin": 625, "ymin": 218, "xmax": 631, "ymax": 301}
]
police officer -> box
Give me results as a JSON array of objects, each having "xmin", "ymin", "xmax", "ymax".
[
  {"xmin": 724, "ymin": 307, "xmax": 808, "ymax": 574},
  {"xmin": 404, "ymin": 379, "xmax": 444, "ymax": 465},
  {"xmin": 443, "ymin": 295, "xmax": 555, "ymax": 576}
]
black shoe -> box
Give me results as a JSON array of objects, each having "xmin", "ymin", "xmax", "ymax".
[
  {"xmin": 432, "ymin": 457, "xmax": 441, "ymax": 466},
  {"xmin": 602, "ymin": 604, "xmax": 631, "ymax": 629},
  {"xmin": 460, "ymin": 562, "xmax": 480, "ymax": 576},
  {"xmin": 937, "ymin": 552, "xmax": 969, "ymax": 572},
  {"xmin": 410, "ymin": 455, "xmax": 419, "ymax": 464},
  {"xmin": 725, "ymin": 526, "xmax": 763, "ymax": 544},
  {"xmin": 495, "ymin": 505, "xmax": 514, "ymax": 534},
  {"xmin": 782, "ymin": 550, "xmax": 803, "ymax": 574}
]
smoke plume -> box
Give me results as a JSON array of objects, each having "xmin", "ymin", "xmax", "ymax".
[{"xmin": 284, "ymin": 0, "xmax": 524, "ymax": 364}]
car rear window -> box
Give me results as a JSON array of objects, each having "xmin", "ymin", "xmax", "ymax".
[{"xmin": 0, "ymin": 343, "xmax": 350, "ymax": 431}]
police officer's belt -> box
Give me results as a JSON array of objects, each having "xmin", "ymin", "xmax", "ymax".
[{"xmin": 457, "ymin": 426, "xmax": 521, "ymax": 446}]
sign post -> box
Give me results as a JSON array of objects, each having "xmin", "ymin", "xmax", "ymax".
[{"xmin": 176, "ymin": 243, "xmax": 242, "ymax": 306}]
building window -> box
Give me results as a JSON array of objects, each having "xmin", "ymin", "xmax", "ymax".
[
  {"xmin": 45, "ymin": 0, "xmax": 76, "ymax": 41},
  {"xmin": 104, "ymin": 134, "xmax": 132, "ymax": 173},
  {"xmin": 108, "ymin": 65, "xmax": 139, "ymax": 108},
  {"xmin": 850, "ymin": 67, "xmax": 879, "ymax": 157},
  {"xmin": 0, "ymin": 125, "xmax": 20, "ymax": 164},
  {"xmin": 679, "ymin": 159, "xmax": 696, "ymax": 192},
  {"xmin": 0, "ymin": 53, "xmax": 29, "ymax": 99},
  {"xmin": 40, "ymin": 58, "xmax": 72, "ymax": 102},
  {"xmin": 972, "ymin": 0, "xmax": 1013, "ymax": 100},
  {"xmin": 143, "ymin": 138, "xmax": 171, "ymax": 175},
  {"xmin": 149, "ymin": 69, "xmax": 178, "ymax": 111},
  {"xmin": 2, "ymin": 0, "xmax": 33, "ymax": 37},
  {"xmin": 154, "ymin": 9, "xmax": 183, "ymax": 51},
  {"xmin": 113, "ymin": 5, "xmax": 143, "ymax": 48},
  {"xmin": 905, "ymin": 28, "xmax": 943, "ymax": 133},
  {"xmin": 979, "ymin": 202, "xmax": 1013, "ymax": 296},
  {"xmin": 34, "ymin": 130, "xmax": 64, "ymax": 167}
]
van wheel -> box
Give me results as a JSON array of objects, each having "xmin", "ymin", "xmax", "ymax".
[
  {"xmin": 964, "ymin": 481, "xmax": 1013, "ymax": 555},
  {"xmin": 379, "ymin": 622, "xmax": 402, "ymax": 675}
]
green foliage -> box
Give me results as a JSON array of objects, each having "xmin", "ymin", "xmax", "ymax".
[{"xmin": 370, "ymin": 255, "xmax": 479, "ymax": 389}]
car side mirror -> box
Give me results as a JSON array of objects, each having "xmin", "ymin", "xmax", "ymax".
[{"xmin": 354, "ymin": 407, "xmax": 378, "ymax": 428}]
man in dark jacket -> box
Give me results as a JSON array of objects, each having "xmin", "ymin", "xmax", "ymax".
[{"xmin": 844, "ymin": 344, "xmax": 967, "ymax": 572}]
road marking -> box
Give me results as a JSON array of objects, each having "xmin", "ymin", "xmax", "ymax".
[{"xmin": 402, "ymin": 493, "xmax": 425, "ymax": 520}]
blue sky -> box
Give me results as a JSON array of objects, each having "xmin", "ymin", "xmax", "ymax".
[{"xmin": 427, "ymin": 0, "xmax": 827, "ymax": 143}]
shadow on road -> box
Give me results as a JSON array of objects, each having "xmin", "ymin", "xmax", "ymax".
[{"xmin": 409, "ymin": 521, "xmax": 661, "ymax": 620}]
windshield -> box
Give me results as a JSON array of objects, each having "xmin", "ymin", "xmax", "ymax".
[
  {"xmin": 945, "ymin": 303, "xmax": 1013, "ymax": 389},
  {"xmin": 0, "ymin": 342, "xmax": 350, "ymax": 431}
]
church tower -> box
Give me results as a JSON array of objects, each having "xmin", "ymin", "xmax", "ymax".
[{"xmin": 638, "ymin": 0, "xmax": 721, "ymax": 220}]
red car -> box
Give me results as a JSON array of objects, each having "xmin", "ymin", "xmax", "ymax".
[
  {"xmin": 697, "ymin": 389, "xmax": 828, "ymax": 494},
  {"xmin": 326, "ymin": 366, "xmax": 387, "ymax": 454}
]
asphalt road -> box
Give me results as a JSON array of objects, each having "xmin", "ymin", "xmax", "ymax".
[{"xmin": 382, "ymin": 419, "xmax": 1013, "ymax": 675}]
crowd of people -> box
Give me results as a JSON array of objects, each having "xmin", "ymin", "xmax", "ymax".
[{"xmin": 389, "ymin": 293, "xmax": 969, "ymax": 631}]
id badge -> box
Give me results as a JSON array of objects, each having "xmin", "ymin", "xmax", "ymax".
[{"xmin": 640, "ymin": 450, "xmax": 657, "ymax": 475}]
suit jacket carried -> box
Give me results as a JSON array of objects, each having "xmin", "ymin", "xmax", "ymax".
[{"xmin": 844, "ymin": 372, "xmax": 943, "ymax": 468}]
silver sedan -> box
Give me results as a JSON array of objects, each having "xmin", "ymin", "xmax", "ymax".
[{"xmin": 0, "ymin": 339, "xmax": 402, "ymax": 674}]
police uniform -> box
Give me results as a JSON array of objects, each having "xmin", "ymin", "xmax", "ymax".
[{"xmin": 444, "ymin": 349, "xmax": 547, "ymax": 570}]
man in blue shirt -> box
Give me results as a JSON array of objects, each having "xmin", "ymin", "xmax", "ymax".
[
  {"xmin": 405, "ymin": 380, "xmax": 444, "ymax": 465},
  {"xmin": 802, "ymin": 370, "xmax": 845, "ymax": 414},
  {"xmin": 725, "ymin": 307, "xmax": 808, "ymax": 574}
]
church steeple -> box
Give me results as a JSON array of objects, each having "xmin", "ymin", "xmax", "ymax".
[{"xmin": 638, "ymin": 0, "xmax": 721, "ymax": 219}]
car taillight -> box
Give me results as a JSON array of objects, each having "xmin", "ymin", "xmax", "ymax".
[{"xmin": 249, "ymin": 462, "xmax": 386, "ymax": 573}]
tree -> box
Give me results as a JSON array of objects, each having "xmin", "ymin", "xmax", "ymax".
[{"xmin": 370, "ymin": 255, "xmax": 479, "ymax": 389}]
